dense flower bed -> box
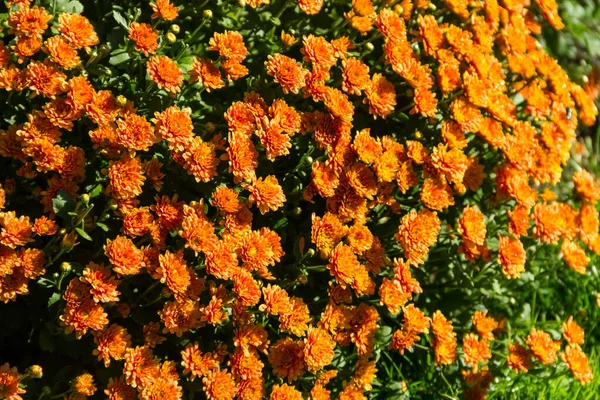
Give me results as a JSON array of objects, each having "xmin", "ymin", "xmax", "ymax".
[{"xmin": 0, "ymin": 0, "xmax": 599, "ymax": 399}]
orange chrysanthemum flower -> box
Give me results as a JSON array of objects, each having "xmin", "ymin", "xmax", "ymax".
[
  {"xmin": 562, "ymin": 316, "xmax": 585, "ymax": 345},
  {"xmin": 86, "ymin": 90, "xmax": 119, "ymax": 126},
  {"xmin": 58, "ymin": 13, "xmax": 99, "ymax": 50},
  {"xmin": 105, "ymin": 376, "xmax": 136, "ymax": 400},
  {"xmin": 0, "ymin": 211, "xmax": 32, "ymax": 249},
  {"xmin": 247, "ymin": 175, "xmax": 286, "ymax": 214},
  {"xmin": 526, "ymin": 328, "xmax": 561, "ymax": 365},
  {"xmin": 507, "ymin": 343, "xmax": 532, "ymax": 373},
  {"xmin": 457, "ymin": 206, "xmax": 486, "ymax": 246},
  {"xmin": 270, "ymin": 383, "xmax": 303, "ymax": 400},
  {"xmin": 159, "ymin": 299, "xmax": 204, "ymax": 336},
  {"xmin": 116, "ymin": 113, "xmax": 156, "ymax": 152},
  {"xmin": 151, "ymin": 0, "xmax": 180, "ymax": 21},
  {"xmin": 561, "ymin": 239, "xmax": 589, "ymax": 274},
  {"xmin": 0, "ymin": 363, "xmax": 26, "ymax": 400},
  {"xmin": 573, "ymin": 169, "xmax": 600, "ymax": 204},
  {"xmin": 268, "ymin": 338, "xmax": 306, "ymax": 383},
  {"xmin": 327, "ymin": 243, "xmax": 361, "ymax": 287},
  {"xmin": 497, "ymin": 235, "xmax": 526, "ymax": 279},
  {"xmin": 44, "ymin": 36, "xmax": 80, "ymax": 69},
  {"xmin": 73, "ymin": 373, "xmax": 96, "ymax": 396},
  {"xmin": 156, "ymin": 250, "xmax": 191, "ymax": 298},
  {"xmin": 104, "ymin": 235, "xmax": 144, "ymax": 276},
  {"xmin": 26, "ymin": 60, "xmax": 67, "ymax": 98},
  {"xmin": 202, "ymin": 369, "xmax": 238, "ymax": 400},
  {"xmin": 8, "ymin": 6, "xmax": 51, "ymax": 36},
  {"xmin": 298, "ymin": 0, "xmax": 323, "ymax": 14},
  {"xmin": 147, "ymin": 56, "xmax": 183, "ymax": 94},
  {"xmin": 123, "ymin": 346, "xmax": 160, "ymax": 388},
  {"xmin": 80, "ymin": 262, "xmax": 120, "ymax": 303},
  {"xmin": 209, "ymin": 30, "xmax": 248, "ymax": 62},
  {"xmin": 304, "ymin": 326, "xmax": 336, "ymax": 373},
  {"xmin": 153, "ymin": 106, "xmax": 193, "ymax": 151},
  {"xmin": 472, "ymin": 310, "xmax": 498, "ymax": 340},
  {"xmin": 562, "ymin": 344, "xmax": 593, "ymax": 384},
  {"xmin": 189, "ymin": 58, "xmax": 225, "ymax": 92},
  {"xmin": 108, "ymin": 155, "xmax": 146, "ymax": 201},
  {"xmin": 265, "ymin": 53, "xmax": 307, "ymax": 94},
  {"xmin": 364, "ymin": 73, "xmax": 397, "ymax": 119},
  {"xmin": 420, "ymin": 177, "xmax": 455, "ymax": 212},
  {"xmin": 463, "ymin": 333, "xmax": 491, "ymax": 371},
  {"xmin": 395, "ymin": 209, "xmax": 440, "ymax": 266},
  {"xmin": 128, "ymin": 22, "xmax": 159, "ymax": 56},
  {"xmin": 93, "ymin": 324, "xmax": 131, "ymax": 367}
]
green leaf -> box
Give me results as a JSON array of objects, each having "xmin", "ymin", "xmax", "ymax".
[
  {"xmin": 88, "ymin": 184, "xmax": 103, "ymax": 198},
  {"xmin": 47, "ymin": 292, "xmax": 61, "ymax": 307},
  {"xmin": 38, "ymin": 329, "xmax": 56, "ymax": 353},
  {"xmin": 52, "ymin": 190, "xmax": 76, "ymax": 220},
  {"xmin": 113, "ymin": 10, "xmax": 129, "ymax": 29},
  {"xmin": 109, "ymin": 49, "xmax": 131, "ymax": 66},
  {"xmin": 75, "ymin": 228, "xmax": 93, "ymax": 241},
  {"xmin": 96, "ymin": 222, "xmax": 109, "ymax": 232},
  {"xmin": 55, "ymin": 0, "xmax": 83, "ymax": 13}
]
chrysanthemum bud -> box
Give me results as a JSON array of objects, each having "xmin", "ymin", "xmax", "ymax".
[
  {"xmin": 166, "ymin": 32, "xmax": 177, "ymax": 43},
  {"xmin": 99, "ymin": 44, "xmax": 110, "ymax": 55},
  {"xmin": 406, "ymin": 88, "xmax": 414, "ymax": 97},
  {"xmin": 414, "ymin": 130, "xmax": 422, "ymax": 139},
  {"xmin": 52, "ymin": 272, "xmax": 60, "ymax": 279},
  {"xmin": 61, "ymin": 262, "xmax": 72, "ymax": 273},
  {"xmin": 203, "ymin": 9, "xmax": 213, "ymax": 18},
  {"xmin": 116, "ymin": 95, "xmax": 127, "ymax": 107},
  {"xmin": 306, "ymin": 248, "xmax": 315, "ymax": 257},
  {"xmin": 109, "ymin": 202, "xmax": 118, "ymax": 210},
  {"xmin": 205, "ymin": 122, "xmax": 216, "ymax": 132},
  {"xmin": 238, "ymin": 0, "xmax": 246, "ymax": 7},
  {"xmin": 428, "ymin": 3, "xmax": 437, "ymax": 10},
  {"xmin": 394, "ymin": 5, "xmax": 404, "ymax": 15},
  {"xmin": 170, "ymin": 24, "xmax": 180, "ymax": 34},
  {"xmin": 42, "ymin": 387, "xmax": 52, "ymax": 396},
  {"xmin": 297, "ymin": 274, "xmax": 308, "ymax": 285},
  {"xmin": 305, "ymin": 156, "xmax": 313, "ymax": 164},
  {"xmin": 293, "ymin": 207, "xmax": 302, "ymax": 216},
  {"xmin": 27, "ymin": 365, "xmax": 43, "ymax": 379},
  {"xmin": 89, "ymin": 49, "xmax": 98, "ymax": 58},
  {"xmin": 365, "ymin": 43, "xmax": 374, "ymax": 52},
  {"xmin": 582, "ymin": 75, "xmax": 589, "ymax": 84},
  {"xmin": 80, "ymin": 194, "xmax": 90, "ymax": 205}
]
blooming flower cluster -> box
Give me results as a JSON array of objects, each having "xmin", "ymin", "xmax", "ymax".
[{"xmin": 0, "ymin": 0, "xmax": 599, "ymax": 398}]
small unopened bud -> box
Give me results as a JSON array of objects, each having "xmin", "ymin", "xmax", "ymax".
[
  {"xmin": 170, "ymin": 24, "xmax": 180, "ymax": 34},
  {"xmin": 582, "ymin": 75, "xmax": 589, "ymax": 84},
  {"xmin": 80, "ymin": 193, "xmax": 90, "ymax": 205},
  {"xmin": 205, "ymin": 122, "xmax": 216, "ymax": 133},
  {"xmin": 365, "ymin": 42, "xmax": 374, "ymax": 52},
  {"xmin": 52, "ymin": 272, "xmax": 60, "ymax": 279},
  {"xmin": 394, "ymin": 5, "xmax": 404, "ymax": 15},
  {"xmin": 42, "ymin": 387, "xmax": 52, "ymax": 396},
  {"xmin": 166, "ymin": 32, "xmax": 177, "ymax": 43},
  {"xmin": 60, "ymin": 262, "xmax": 72, "ymax": 273},
  {"xmin": 99, "ymin": 44, "xmax": 110, "ymax": 55},
  {"xmin": 414, "ymin": 130, "xmax": 422, "ymax": 139},
  {"xmin": 109, "ymin": 202, "xmax": 118, "ymax": 210},
  {"xmin": 61, "ymin": 233, "xmax": 78, "ymax": 251},
  {"xmin": 305, "ymin": 156, "xmax": 313, "ymax": 164},
  {"xmin": 89, "ymin": 49, "xmax": 98, "ymax": 58},
  {"xmin": 293, "ymin": 207, "xmax": 302, "ymax": 216},
  {"xmin": 27, "ymin": 365, "xmax": 43, "ymax": 379},
  {"xmin": 116, "ymin": 95, "xmax": 127, "ymax": 107},
  {"xmin": 406, "ymin": 88, "xmax": 414, "ymax": 97},
  {"xmin": 203, "ymin": 9, "xmax": 213, "ymax": 18},
  {"xmin": 59, "ymin": 228, "xmax": 67, "ymax": 236},
  {"xmin": 238, "ymin": 0, "xmax": 246, "ymax": 7},
  {"xmin": 306, "ymin": 248, "xmax": 315, "ymax": 257},
  {"xmin": 297, "ymin": 274, "xmax": 308, "ymax": 285},
  {"xmin": 428, "ymin": 3, "xmax": 437, "ymax": 10}
]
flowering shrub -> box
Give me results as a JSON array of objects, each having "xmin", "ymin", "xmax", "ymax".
[{"xmin": 1, "ymin": 0, "xmax": 600, "ymax": 399}]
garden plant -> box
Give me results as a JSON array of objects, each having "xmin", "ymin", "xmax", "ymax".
[{"xmin": 0, "ymin": 0, "xmax": 600, "ymax": 399}]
